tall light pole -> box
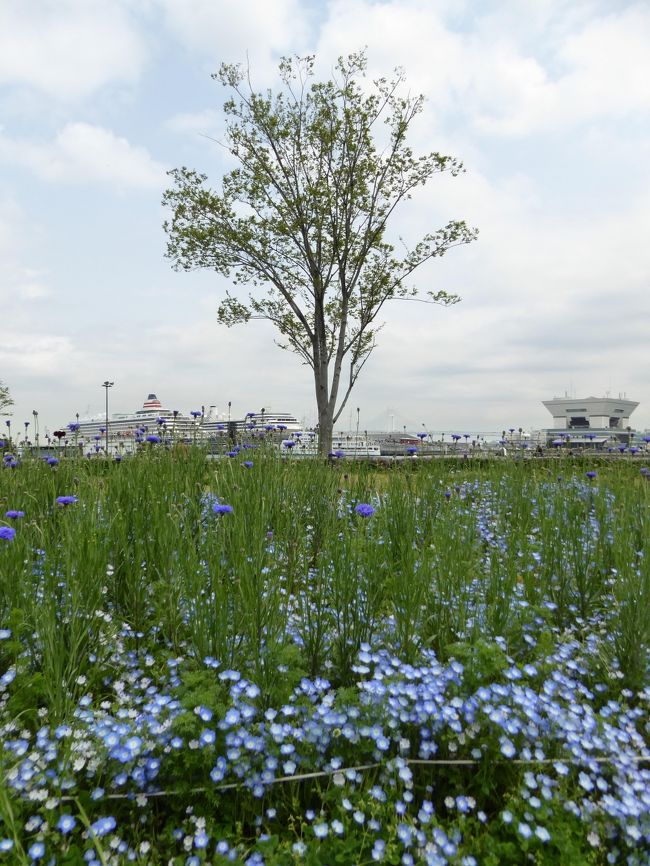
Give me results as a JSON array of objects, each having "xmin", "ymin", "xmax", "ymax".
[{"xmin": 102, "ymin": 381, "xmax": 114, "ymax": 456}]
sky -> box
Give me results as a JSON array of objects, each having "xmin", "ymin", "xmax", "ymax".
[{"xmin": 1, "ymin": 0, "xmax": 649, "ymax": 438}]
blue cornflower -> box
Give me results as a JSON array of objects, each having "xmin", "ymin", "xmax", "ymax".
[
  {"xmin": 47, "ymin": 457, "xmax": 59, "ymax": 466},
  {"xmin": 213, "ymin": 503, "xmax": 233, "ymax": 515},
  {"xmin": 56, "ymin": 814, "xmax": 76, "ymax": 834},
  {"xmin": 242, "ymin": 460, "xmax": 254, "ymax": 468},
  {"xmin": 0, "ymin": 526, "xmax": 16, "ymax": 541},
  {"xmin": 586, "ymin": 470, "xmax": 597, "ymax": 479},
  {"xmin": 355, "ymin": 503, "xmax": 376, "ymax": 518},
  {"xmin": 5, "ymin": 510, "xmax": 24, "ymax": 519},
  {"xmin": 146, "ymin": 435, "xmax": 161, "ymax": 444},
  {"xmin": 56, "ymin": 495, "xmax": 78, "ymax": 506}
]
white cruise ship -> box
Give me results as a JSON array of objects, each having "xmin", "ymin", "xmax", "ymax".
[
  {"xmin": 280, "ymin": 432, "xmax": 381, "ymax": 458},
  {"xmin": 61, "ymin": 395, "xmax": 304, "ymax": 454},
  {"xmin": 64, "ymin": 394, "xmax": 200, "ymax": 453}
]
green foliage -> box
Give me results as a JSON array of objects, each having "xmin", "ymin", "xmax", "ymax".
[
  {"xmin": 0, "ymin": 452, "xmax": 649, "ymax": 863},
  {"xmin": 163, "ymin": 52, "xmax": 477, "ymax": 452},
  {"xmin": 0, "ymin": 379, "xmax": 13, "ymax": 417}
]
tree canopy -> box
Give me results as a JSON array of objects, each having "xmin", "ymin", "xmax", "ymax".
[
  {"xmin": 163, "ymin": 51, "xmax": 477, "ymax": 453},
  {"xmin": 0, "ymin": 379, "xmax": 13, "ymax": 417}
]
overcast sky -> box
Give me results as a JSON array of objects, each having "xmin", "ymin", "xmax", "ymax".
[{"xmin": 1, "ymin": 0, "xmax": 649, "ymax": 437}]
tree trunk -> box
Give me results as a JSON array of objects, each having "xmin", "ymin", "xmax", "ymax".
[{"xmin": 314, "ymin": 367, "xmax": 334, "ymax": 457}]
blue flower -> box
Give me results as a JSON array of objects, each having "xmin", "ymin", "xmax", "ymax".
[
  {"xmin": 56, "ymin": 495, "xmax": 78, "ymax": 506},
  {"xmin": 5, "ymin": 510, "xmax": 24, "ymax": 519},
  {"xmin": 355, "ymin": 503, "xmax": 376, "ymax": 518},
  {"xmin": 213, "ymin": 503, "xmax": 233, "ymax": 515},
  {"xmin": 199, "ymin": 729, "xmax": 216, "ymax": 746},
  {"xmin": 146, "ymin": 435, "xmax": 161, "ymax": 443},
  {"xmin": 0, "ymin": 840, "xmax": 14, "ymax": 853},
  {"xmin": 56, "ymin": 815, "xmax": 76, "ymax": 834},
  {"xmin": 28, "ymin": 842, "xmax": 45, "ymax": 860},
  {"xmin": 89, "ymin": 816, "xmax": 116, "ymax": 837},
  {"xmin": 0, "ymin": 526, "xmax": 16, "ymax": 541},
  {"xmin": 194, "ymin": 831, "xmax": 209, "ymax": 849},
  {"xmin": 196, "ymin": 706, "xmax": 213, "ymax": 722}
]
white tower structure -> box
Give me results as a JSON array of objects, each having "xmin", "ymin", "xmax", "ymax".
[
  {"xmin": 542, "ymin": 395, "xmax": 638, "ymax": 431},
  {"xmin": 541, "ymin": 395, "xmax": 639, "ymax": 446}
]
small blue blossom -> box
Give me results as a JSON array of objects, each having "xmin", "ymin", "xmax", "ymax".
[
  {"xmin": 56, "ymin": 815, "xmax": 76, "ymax": 834},
  {"xmin": 56, "ymin": 495, "xmax": 78, "ymax": 506},
  {"xmin": 28, "ymin": 842, "xmax": 45, "ymax": 860}
]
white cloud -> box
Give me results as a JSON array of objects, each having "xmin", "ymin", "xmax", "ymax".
[
  {"xmin": 157, "ymin": 0, "xmax": 311, "ymax": 78},
  {"xmin": 0, "ymin": 0, "xmax": 147, "ymax": 101},
  {"xmin": 314, "ymin": 0, "xmax": 650, "ymax": 137},
  {"xmin": 0, "ymin": 332, "xmax": 76, "ymax": 376},
  {"xmin": 165, "ymin": 109, "xmax": 225, "ymax": 141},
  {"xmin": 0, "ymin": 200, "xmax": 52, "ymax": 307},
  {"xmin": 0, "ymin": 123, "xmax": 167, "ymax": 190}
]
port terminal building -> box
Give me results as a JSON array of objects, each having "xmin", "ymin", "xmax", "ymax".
[{"xmin": 541, "ymin": 395, "xmax": 639, "ymax": 446}]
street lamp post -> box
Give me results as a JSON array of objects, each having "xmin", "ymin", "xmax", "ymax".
[{"xmin": 102, "ymin": 381, "xmax": 114, "ymax": 456}]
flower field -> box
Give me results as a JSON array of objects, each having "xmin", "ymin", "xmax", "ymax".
[{"xmin": 0, "ymin": 447, "xmax": 649, "ymax": 864}]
